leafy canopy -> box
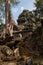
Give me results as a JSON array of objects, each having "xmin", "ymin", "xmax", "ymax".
[
  {"xmin": 0, "ymin": 0, "xmax": 20, "ymax": 23},
  {"xmin": 34, "ymin": 0, "xmax": 43, "ymax": 17},
  {"xmin": 0, "ymin": 0, "xmax": 19, "ymax": 17}
]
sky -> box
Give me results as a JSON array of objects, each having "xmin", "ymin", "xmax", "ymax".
[
  {"xmin": 11, "ymin": 0, "xmax": 35, "ymax": 23},
  {"xmin": 2, "ymin": 0, "xmax": 35, "ymax": 24}
]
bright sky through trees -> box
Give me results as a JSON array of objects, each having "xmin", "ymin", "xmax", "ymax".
[{"xmin": 12, "ymin": 0, "xmax": 35, "ymax": 21}]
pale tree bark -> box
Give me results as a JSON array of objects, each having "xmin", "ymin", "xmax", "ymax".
[
  {"xmin": 1, "ymin": 0, "xmax": 22, "ymax": 38},
  {"xmin": 1, "ymin": 0, "xmax": 13, "ymax": 38},
  {"xmin": 5, "ymin": 0, "xmax": 10, "ymax": 24}
]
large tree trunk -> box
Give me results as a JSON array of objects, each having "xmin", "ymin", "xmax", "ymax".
[
  {"xmin": 1, "ymin": 0, "xmax": 22, "ymax": 38},
  {"xmin": 1, "ymin": 0, "xmax": 13, "ymax": 38},
  {"xmin": 5, "ymin": 0, "xmax": 10, "ymax": 24}
]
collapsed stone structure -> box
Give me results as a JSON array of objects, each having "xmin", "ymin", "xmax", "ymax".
[
  {"xmin": 0, "ymin": 10, "xmax": 43, "ymax": 65},
  {"xmin": 17, "ymin": 10, "xmax": 43, "ymax": 58},
  {"xmin": 0, "ymin": 10, "xmax": 33, "ymax": 65}
]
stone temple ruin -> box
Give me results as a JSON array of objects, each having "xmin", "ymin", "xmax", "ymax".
[
  {"xmin": 0, "ymin": 9, "xmax": 34, "ymax": 65},
  {"xmin": 0, "ymin": 7, "xmax": 43, "ymax": 65}
]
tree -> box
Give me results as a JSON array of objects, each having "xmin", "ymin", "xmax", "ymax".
[
  {"xmin": 0, "ymin": 18, "xmax": 2, "ymax": 24},
  {"xmin": 0, "ymin": 0, "xmax": 19, "ymax": 23},
  {"xmin": 34, "ymin": 0, "xmax": 43, "ymax": 18},
  {"xmin": 0, "ymin": 0, "xmax": 22, "ymax": 38}
]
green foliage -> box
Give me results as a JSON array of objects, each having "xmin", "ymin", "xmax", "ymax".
[
  {"xmin": 34, "ymin": 0, "xmax": 43, "ymax": 8},
  {"xmin": 0, "ymin": 0, "xmax": 20, "ymax": 21},
  {"xmin": 0, "ymin": 18, "xmax": 2, "ymax": 24},
  {"xmin": 0, "ymin": 0, "xmax": 19, "ymax": 11},
  {"xmin": 11, "ymin": 0, "xmax": 20, "ymax": 5},
  {"xmin": 34, "ymin": 0, "xmax": 43, "ymax": 19}
]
